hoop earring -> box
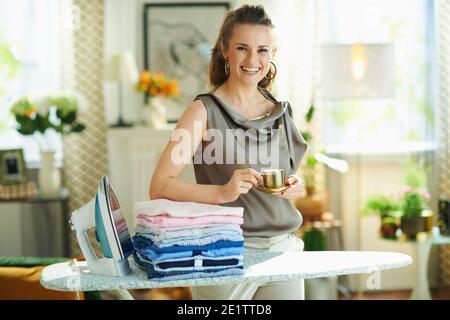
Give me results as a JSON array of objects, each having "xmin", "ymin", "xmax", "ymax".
[
  {"xmin": 265, "ymin": 61, "xmax": 277, "ymax": 80},
  {"xmin": 224, "ymin": 58, "xmax": 230, "ymax": 77}
]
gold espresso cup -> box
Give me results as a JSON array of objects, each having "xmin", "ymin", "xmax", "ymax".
[{"xmin": 261, "ymin": 169, "xmax": 285, "ymax": 189}]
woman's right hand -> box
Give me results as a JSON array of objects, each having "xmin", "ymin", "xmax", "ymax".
[{"xmin": 221, "ymin": 168, "xmax": 263, "ymax": 202}]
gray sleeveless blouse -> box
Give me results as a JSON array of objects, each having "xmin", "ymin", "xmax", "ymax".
[{"xmin": 193, "ymin": 87, "xmax": 308, "ymax": 237}]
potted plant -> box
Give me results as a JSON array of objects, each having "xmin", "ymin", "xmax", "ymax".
[
  {"xmin": 294, "ymin": 100, "xmax": 348, "ymax": 222},
  {"xmin": 399, "ymin": 188, "xmax": 433, "ymax": 239},
  {"xmin": 398, "ymin": 159, "xmax": 433, "ymax": 239},
  {"xmin": 362, "ymin": 195, "xmax": 401, "ymax": 239}
]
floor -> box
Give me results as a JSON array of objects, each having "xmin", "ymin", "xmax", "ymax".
[
  {"xmin": 338, "ymin": 288, "xmax": 450, "ymax": 300},
  {"xmin": 128, "ymin": 287, "xmax": 450, "ymax": 300}
]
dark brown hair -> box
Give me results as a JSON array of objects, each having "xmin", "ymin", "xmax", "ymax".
[{"xmin": 209, "ymin": 4, "xmax": 275, "ymax": 90}]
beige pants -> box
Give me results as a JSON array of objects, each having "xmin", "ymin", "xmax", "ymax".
[{"xmin": 190, "ymin": 233, "xmax": 305, "ymax": 300}]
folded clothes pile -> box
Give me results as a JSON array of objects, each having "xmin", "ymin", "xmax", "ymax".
[{"xmin": 131, "ymin": 199, "xmax": 245, "ymax": 281}]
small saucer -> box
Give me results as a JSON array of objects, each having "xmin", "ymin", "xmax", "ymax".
[{"xmin": 256, "ymin": 186, "xmax": 289, "ymax": 194}]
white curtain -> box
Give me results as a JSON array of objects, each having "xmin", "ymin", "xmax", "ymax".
[{"xmin": 0, "ymin": 0, "xmax": 61, "ymax": 163}]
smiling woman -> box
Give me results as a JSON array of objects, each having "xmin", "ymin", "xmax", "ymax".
[
  {"xmin": 221, "ymin": 24, "xmax": 275, "ymax": 88},
  {"xmin": 148, "ymin": 4, "xmax": 309, "ymax": 301}
]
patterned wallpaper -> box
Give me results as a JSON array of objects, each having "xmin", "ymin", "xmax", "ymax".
[
  {"xmin": 59, "ymin": 0, "xmax": 107, "ymax": 257},
  {"xmin": 436, "ymin": 0, "xmax": 450, "ymax": 288}
]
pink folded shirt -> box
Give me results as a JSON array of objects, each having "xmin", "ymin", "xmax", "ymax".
[
  {"xmin": 114, "ymin": 218, "xmax": 127, "ymax": 233},
  {"xmin": 133, "ymin": 199, "xmax": 243, "ymax": 218},
  {"xmin": 136, "ymin": 213, "xmax": 243, "ymax": 229}
]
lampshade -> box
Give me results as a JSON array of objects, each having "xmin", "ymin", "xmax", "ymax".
[
  {"xmin": 320, "ymin": 43, "xmax": 395, "ymax": 99},
  {"xmin": 104, "ymin": 51, "xmax": 139, "ymax": 83}
]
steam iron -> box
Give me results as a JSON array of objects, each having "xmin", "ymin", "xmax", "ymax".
[{"xmin": 70, "ymin": 176, "xmax": 134, "ymax": 276}]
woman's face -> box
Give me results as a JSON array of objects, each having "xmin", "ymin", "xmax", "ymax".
[{"xmin": 222, "ymin": 23, "xmax": 275, "ymax": 87}]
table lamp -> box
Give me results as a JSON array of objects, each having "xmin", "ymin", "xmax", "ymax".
[
  {"xmin": 105, "ymin": 51, "xmax": 139, "ymax": 127},
  {"xmin": 320, "ymin": 43, "xmax": 395, "ymax": 99}
]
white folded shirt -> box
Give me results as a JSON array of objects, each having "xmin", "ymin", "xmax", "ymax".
[{"xmin": 133, "ymin": 199, "xmax": 244, "ymax": 218}]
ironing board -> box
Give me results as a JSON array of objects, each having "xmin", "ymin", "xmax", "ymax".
[{"xmin": 40, "ymin": 249, "xmax": 411, "ymax": 300}]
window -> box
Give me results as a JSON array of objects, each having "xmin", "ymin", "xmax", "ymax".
[
  {"xmin": 0, "ymin": 0, "xmax": 61, "ymax": 165},
  {"xmin": 320, "ymin": 0, "xmax": 435, "ymax": 153}
]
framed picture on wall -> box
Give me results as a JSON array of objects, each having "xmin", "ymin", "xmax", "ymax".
[
  {"xmin": 0, "ymin": 149, "xmax": 27, "ymax": 185},
  {"xmin": 143, "ymin": 2, "xmax": 230, "ymax": 122}
]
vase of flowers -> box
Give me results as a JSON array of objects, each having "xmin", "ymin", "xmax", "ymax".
[
  {"xmin": 11, "ymin": 93, "xmax": 86, "ymax": 196},
  {"xmin": 38, "ymin": 150, "xmax": 60, "ymax": 196},
  {"xmin": 135, "ymin": 70, "xmax": 180, "ymax": 128}
]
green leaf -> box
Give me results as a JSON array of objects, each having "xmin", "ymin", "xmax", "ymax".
[
  {"xmin": 53, "ymin": 123, "xmax": 65, "ymax": 134},
  {"xmin": 15, "ymin": 115, "xmax": 37, "ymax": 135},
  {"xmin": 71, "ymin": 123, "xmax": 85, "ymax": 133},
  {"xmin": 363, "ymin": 195, "xmax": 401, "ymax": 216},
  {"xmin": 36, "ymin": 114, "xmax": 50, "ymax": 133},
  {"xmin": 403, "ymin": 159, "xmax": 427, "ymax": 189},
  {"xmin": 402, "ymin": 191, "xmax": 427, "ymax": 217},
  {"xmin": 305, "ymin": 103, "xmax": 315, "ymax": 123},
  {"xmin": 306, "ymin": 155, "xmax": 318, "ymax": 168},
  {"xmin": 57, "ymin": 109, "xmax": 76, "ymax": 124},
  {"xmin": 301, "ymin": 131, "xmax": 312, "ymax": 142}
]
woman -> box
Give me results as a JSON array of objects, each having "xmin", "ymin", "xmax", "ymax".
[{"xmin": 150, "ymin": 4, "xmax": 308, "ymax": 299}]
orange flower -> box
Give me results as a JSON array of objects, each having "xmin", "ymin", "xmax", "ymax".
[
  {"xmin": 140, "ymin": 70, "xmax": 150, "ymax": 83},
  {"xmin": 135, "ymin": 70, "xmax": 180, "ymax": 98},
  {"xmin": 25, "ymin": 105, "xmax": 37, "ymax": 118},
  {"xmin": 149, "ymin": 86, "xmax": 158, "ymax": 97}
]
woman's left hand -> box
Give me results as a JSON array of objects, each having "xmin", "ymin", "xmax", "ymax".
[{"xmin": 275, "ymin": 174, "xmax": 304, "ymax": 200}]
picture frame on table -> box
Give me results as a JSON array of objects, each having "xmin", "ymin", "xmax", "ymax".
[
  {"xmin": 0, "ymin": 148, "xmax": 27, "ymax": 185},
  {"xmin": 143, "ymin": 2, "xmax": 230, "ymax": 122}
]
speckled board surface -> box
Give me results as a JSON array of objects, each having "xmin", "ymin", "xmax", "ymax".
[{"xmin": 40, "ymin": 249, "xmax": 412, "ymax": 292}]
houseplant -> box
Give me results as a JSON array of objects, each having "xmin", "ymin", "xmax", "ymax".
[
  {"xmin": 10, "ymin": 93, "xmax": 86, "ymax": 196},
  {"xmin": 398, "ymin": 160, "xmax": 433, "ymax": 239},
  {"xmin": 294, "ymin": 102, "xmax": 327, "ymax": 222},
  {"xmin": 399, "ymin": 188, "xmax": 433, "ymax": 239},
  {"xmin": 135, "ymin": 70, "xmax": 180, "ymax": 128},
  {"xmin": 294, "ymin": 100, "xmax": 348, "ymax": 222},
  {"xmin": 362, "ymin": 194, "xmax": 402, "ymax": 239}
]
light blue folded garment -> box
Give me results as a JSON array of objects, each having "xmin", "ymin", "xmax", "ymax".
[
  {"xmin": 139, "ymin": 246, "xmax": 245, "ymax": 261},
  {"xmin": 132, "ymin": 235, "xmax": 243, "ymax": 254},
  {"xmin": 135, "ymin": 224, "xmax": 242, "ymax": 242},
  {"xmin": 149, "ymin": 267, "xmax": 244, "ymax": 281},
  {"xmin": 136, "ymin": 231, "xmax": 244, "ymax": 248},
  {"xmin": 151, "ymin": 253, "xmax": 244, "ymax": 264}
]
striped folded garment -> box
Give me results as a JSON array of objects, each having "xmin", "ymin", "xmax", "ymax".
[
  {"xmin": 133, "ymin": 235, "xmax": 243, "ymax": 253},
  {"xmin": 136, "ymin": 251, "xmax": 243, "ymax": 271},
  {"xmin": 135, "ymin": 224, "xmax": 243, "ymax": 242},
  {"xmin": 135, "ymin": 230, "xmax": 244, "ymax": 248},
  {"xmin": 132, "ymin": 235, "xmax": 244, "ymax": 261},
  {"xmin": 133, "ymin": 252, "xmax": 244, "ymax": 280}
]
